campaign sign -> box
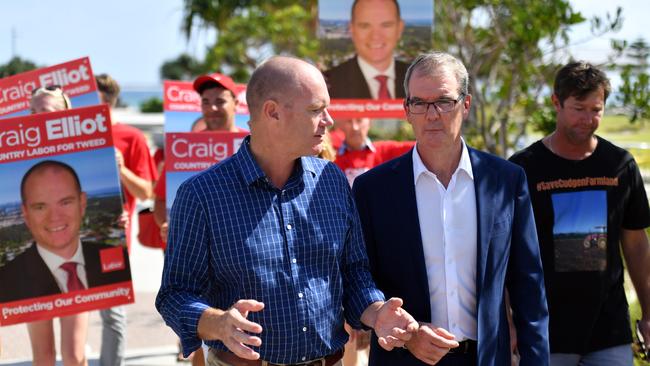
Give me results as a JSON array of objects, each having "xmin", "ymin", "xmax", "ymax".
[
  {"xmin": 0, "ymin": 57, "xmax": 100, "ymax": 119},
  {"xmin": 328, "ymin": 99, "xmax": 406, "ymax": 119},
  {"xmin": 0, "ymin": 105, "xmax": 134, "ymax": 326},
  {"xmin": 165, "ymin": 132, "xmax": 248, "ymax": 213},
  {"xmin": 163, "ymin": 80, "xmax": 249, "ymax": 133}
]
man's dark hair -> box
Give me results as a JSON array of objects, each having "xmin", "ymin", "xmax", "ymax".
[
  {"xmin": 21, "ymin": 160, "xmax": 82, "ymax": 203},
  {"xmin": 95, "ymin": 73, "xmax": 121, "ymax": 107},
  {"xmin": 554, "ymin": 61, "xmax": 611, "ymax": 106},
  {"xmin": 351, "ymin": 0, "xmax": 401, "ymax": 21}
]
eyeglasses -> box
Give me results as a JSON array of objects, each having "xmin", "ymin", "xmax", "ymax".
[{"xmin": 406, "ymin": 94, "xmax": 465, "ymax": 115}]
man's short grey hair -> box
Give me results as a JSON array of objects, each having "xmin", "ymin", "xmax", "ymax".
[
  {"xmin": 403, "ymin": 51, "xmax": 469, "ymax": 99},
  {"xmin": 246, "ymin": 56, "xmax": 307, "ymax": 118}
]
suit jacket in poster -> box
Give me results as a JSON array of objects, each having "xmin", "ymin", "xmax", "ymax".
[
  {"xmin": 0, "ymin": 242, "xmax": 131, "ymax": 303},
  {"xmin": 324, "ymin": 56, "xmax": 409, "ymax": 99},
  {"xmin": 352, "ymin": 147, "xmax": 550, "ymax": 366}
]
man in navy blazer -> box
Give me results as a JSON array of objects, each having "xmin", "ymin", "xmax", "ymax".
[{"xmin": 352, "ymin": 51, "xmax": 549, "ymax": 365}]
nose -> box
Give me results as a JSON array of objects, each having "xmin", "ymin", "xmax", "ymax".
[
  {"xmin": 321, "ymin": 109, "xmax": 334, "ymax": 127},
  {"xmin": 425, "ymin": 104, "xmax": 441, "ymax": 120}
]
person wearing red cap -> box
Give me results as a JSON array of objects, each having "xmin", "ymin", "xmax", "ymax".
[
  {"xmin": 153, "ymin": 73, "xmax": 248, "ymax": 364},
  {"xmin": 95, "ymin": 73, "xmax": 158, "ymax": 366}
]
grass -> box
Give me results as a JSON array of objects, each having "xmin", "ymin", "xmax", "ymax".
[{"xmin": 599, "ymin": 115, "xmax": 650, "ymax": 171}]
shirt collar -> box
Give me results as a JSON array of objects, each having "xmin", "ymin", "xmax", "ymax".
[
  {"xmin": 337, "ymin": 138, "xmax": 376, "ymax": 155},
  {"xmin": 235, "ymin": 136, "xmax": 317, "ymax": 187},
  {"xmin": 412, "ymin": 138, "xmax": 474, "ymax": 184},
  {"xmin": 36, "ymin": 240, "xmax": 85, "ymax": 273},
  {"xmin": 357, "ymin": 56, "xmax": 396, "ymax": 82}
]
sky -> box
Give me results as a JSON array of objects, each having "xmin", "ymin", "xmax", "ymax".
[{"xmin": 0, "ymin": 1, "xmax": 647, "ymax": 89}]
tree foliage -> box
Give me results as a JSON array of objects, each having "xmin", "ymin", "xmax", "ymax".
[
  {"xmin": 433, "ymin": 0, "xmax": 621, "ymax": 155},
  {"xmin": 609, "ymin": 38, "xmax": 650, "ymax": 124},
  {"xmin": 0, "ymin": 56, "xmax": 38, "ymax": 78},
  {"xmin": 160, "ymin": 53, "xmax": 205, "ymax": 81},
  {"xmin": 181, "ymin": 0, "xmax": 318, "ymax": 82}
]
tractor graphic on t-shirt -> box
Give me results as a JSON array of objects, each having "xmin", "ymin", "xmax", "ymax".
[{"xmin": 583, "ymin": 225, "xmax": 607, "ymax": 249}]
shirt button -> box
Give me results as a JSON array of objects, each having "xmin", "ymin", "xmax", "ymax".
[
  {"xmin": 298, "ymin": 292, "xmax": 303, "ymax": 298},
  {"xmin": 301, "ymin": 357, "xmax": 306, "ymax": 361},
  {"xmin": 292, "ymin": 258, "xmax": 297, "ymax": 264},
  {"xmin": 302, "ymin": 327, "xmax": 307, "ymax": 332},
  {"xmin": 286, "ymin": 224, "xmax": 292, "ymax": 230}
]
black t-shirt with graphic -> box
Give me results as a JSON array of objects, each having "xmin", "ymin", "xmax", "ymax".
[{"xmin": 510, "ymin": 136, "xmax": 650, "ymax": 354}]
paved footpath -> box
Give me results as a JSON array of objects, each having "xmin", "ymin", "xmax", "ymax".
[{"xmin": 0, "ymin": 216, "xmax": 191, "ymax": 365}]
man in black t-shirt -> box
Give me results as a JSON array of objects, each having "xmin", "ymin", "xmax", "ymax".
[{"xmin": 510, "ymin": 61, "xmax": 650, "ymax": 365}]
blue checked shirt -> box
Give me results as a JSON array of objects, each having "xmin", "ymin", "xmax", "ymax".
[{"xmin": 156, "ymin": 137, "xmax": 384, "ymax": 363}]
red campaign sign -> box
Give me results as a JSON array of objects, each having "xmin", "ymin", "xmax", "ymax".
[
  {"xmin": 165, "ymin": 131, "xmax": 249, "ymax": 172},
  {"xmin": 163, "ymin": 80, "xmax": 249, "ymax": 114},
  {"xmin": 328, "ymin": 99, "xmax": 406, "ymax": 119},
  {"xmin": 0, "ymin": 57, "xmax": 96, "ymax": 117},
  {"xmin": 0, "ymin": 281, "xmax": 134, "ymax": 326},
  {"xmin": 0, "ymin": 104, "xmax": 113, "ymax": 164}
]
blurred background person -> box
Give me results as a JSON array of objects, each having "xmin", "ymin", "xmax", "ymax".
[
  {"xmin": 26, "ymin": 86, "xmax": 88, "ymax": 366},
  {"xmin": 95, "ymin": 74, "xmax": 157, "ymax": 366}
]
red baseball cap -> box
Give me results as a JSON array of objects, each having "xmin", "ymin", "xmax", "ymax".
[{"xmin": 193, "ymin": 73, "xmax": 237, "ymax": 95}]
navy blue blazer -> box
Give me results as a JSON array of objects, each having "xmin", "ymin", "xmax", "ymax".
[{"xmin": 352, "ymin": 147, "xmax": 549, "ymax": 366}]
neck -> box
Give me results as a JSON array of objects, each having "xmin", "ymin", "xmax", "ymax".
[
  {"xmin": 417, "ymin": 140, "xmax": 462, "ymax": 188},
  {"xmin": 249, "ymin": 135, "xmax": 296, "ymax": 189},
  {"xmin": 546, "ymin": 132, "xmax": 597, "ymax": 160}
]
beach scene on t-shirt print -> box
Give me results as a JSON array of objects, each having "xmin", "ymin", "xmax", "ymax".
[{"xmin": 551, "ymin": 190, "xmax": 607, "ymax": 272}]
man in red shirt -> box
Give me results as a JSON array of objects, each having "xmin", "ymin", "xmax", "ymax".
[
  {"xmin": 335, "ymin": 117, "xmax": 414, "ymax": 186},
  {"xmin": 96, "ymin": 74, "xmax": 157, "ymax": 366}
]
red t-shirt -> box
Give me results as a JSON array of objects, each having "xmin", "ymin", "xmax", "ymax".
[
  {"xmin": 112, "ymin": 123, "xmax": 157, "ymax": 247},
  {"xmin": 335, "ymin": 140, "xmax": 414, "ymax": 186}
]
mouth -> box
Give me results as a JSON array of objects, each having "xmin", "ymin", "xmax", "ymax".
[
  {"xmin": 47, "ymin": 224, "xmax": 68, "ymax": 233},
  {"xmin": 367, "ymin": 42, "xmax": 386, "ymax": 50}
]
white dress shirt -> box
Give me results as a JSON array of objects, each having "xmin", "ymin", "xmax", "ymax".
[
  {"xmin": 36, "ymin": 241, "xmax": 88, "ymax": 292},
  {"xmin": 412, "ymin": 141, "xmax": 478, "ymax": 341},
  {"xmin": 357, "ymin": 56, "xmax": 396, "ymax": 99}
]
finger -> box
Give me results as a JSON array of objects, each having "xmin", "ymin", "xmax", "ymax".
[
  {"xmin": 231, "ymin": 329, "xmax": 262, "ymax": 347},
  {"xmin": 390, "ymin": 327, "xmax": 413, "ymax": 341},
  {"xmin": 377, "ymin": 336, "xmax": 395, "ymax": 351},
  {"xmin": 224, "ymin": 339, "xmax": 260, "ymax": 360},
  {"xmin": 384, "ymin": 297, "xmax": 404, "ymax": 310},
  {"xmin": 233, "ymin": 299, "xmax": 265, "ymax": 315},
  {"xmin": 429, "ymin": 329, "xmax": 459, "ymax": 348},
  {"xmin": 433, "ymin": 327, "xmax": 457, "ymax": 341},
  {"xmin": 229, "ymin": 311, "xmax": 263, "ymax": 334},
  {"xmin": 406, "ymin": 319, "xmax": 419, "ymax": 333}
]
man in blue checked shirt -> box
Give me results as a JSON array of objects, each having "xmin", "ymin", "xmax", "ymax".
[{"xmin": 156, "ymin": 56, "xmax": 418, "ymax": 366}]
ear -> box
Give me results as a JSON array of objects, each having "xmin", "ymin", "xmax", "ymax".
[
  {"xmin": 551, "ymin": 94, "xmax": 561, "ymax": 112},
  {"xmin": 462, "ymin": 94, "xmax": 472, "ymax": 118},
  {"xmin": 262, "ymin": 99, "xmax": 280, "ymax": 122},
  {"xmin": 80, "ymin": 192, "xmax": 87, "ymax": 217}
]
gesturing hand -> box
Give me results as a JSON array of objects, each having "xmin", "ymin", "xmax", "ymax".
[
  {"xmin": 373, "ymin": 297, "xmax": 419, "ymax": 350},
  {"xmin": 199, "ymin": 299, "xmax": 265, "ymax": 360},
  {"xmin": 405, "ymin": 323, "xmax": 458, "ymax": 365}
]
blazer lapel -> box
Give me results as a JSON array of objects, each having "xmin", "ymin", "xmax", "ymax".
[
  {"xmin": 469, "ymin": 148, "xmax": 495, "ymax": 300},
  {"xmin": 391, "ymin": 151, "xmax": 432, "ymax": 320}
]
